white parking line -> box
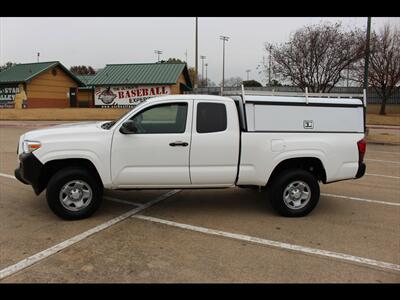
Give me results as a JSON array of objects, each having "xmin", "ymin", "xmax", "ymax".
[
  {"xmin": 366, "ymin": 173, "xmax": 400, "ymax": 179},
  {"xmin": 133, "ymin": 214, "xmax": 400, "ymax": 273},
  {"xmin": 367, "ymin": 150, "xmax": 400, "ymax": 155},
  {"xmin": 103, "ymin": 196, "xmax": 144, "ymax": 207},
  {"xmin": 365, "ymin": 159, "xmax": 400, "ymax": 164},
  {"xmin": 1, "ymin": 172, "xmax": 399, "ymax": 275},
  {"xmin": 0, "ymin": 172, "xmax": 16, "ymax": 180},
  {"xmin": 0, "ymin": 189, "xmax": 181, "ymax": 280},
  {"xmin": 321, "ymin": 193, "xmax": 400, "ymax": 207}
]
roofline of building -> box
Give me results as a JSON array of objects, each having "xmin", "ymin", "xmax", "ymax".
[
  {"xmin": 104, "ymin": 62, "xmax": 186, "ymax": 66},
  {"xmin": 23, "ymin": 62, "xmax": 59, "ymax": 83},
  {"xmin": 0, "ymin": 61, "xmax": 85, "ymax": 87},
  {"xmin": 14, "ymin": 61, "xmax": 60, "ymax": 66},
  {"xmin": 90, "ymin": 82, "xmax": 178, "ymax": 87},
  {"xmin": 0, "ymin": 61, "xmax": 59, "ymax": 85},
  {"xmin": 88, "ymin": 63, "xmax": 191, "ymax": 88}
]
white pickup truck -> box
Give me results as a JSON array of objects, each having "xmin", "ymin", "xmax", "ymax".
[{"xmin": 15, "ymin": 91, "xmax": 366, "ymax": 220}]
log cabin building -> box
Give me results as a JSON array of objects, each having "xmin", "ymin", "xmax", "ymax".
[
  {"xmin": 88, "ymin": 63, "xmax": 192, "ymax": 108},
  {"xmin": 0, "ymin": 62, "xmax": 192, "ymax": 109},
  {"xmin": 0, "ymin": 61, "xmax": 84, "ymax": 108}
]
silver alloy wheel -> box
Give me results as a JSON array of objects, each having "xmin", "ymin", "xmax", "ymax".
[
  {"xmin": 282, "ymin": 180, "xmax": 311, "ymax": 210},
  {"xmin": 59, "ymin": 180, "xmax": 93, "ymax": 212}
]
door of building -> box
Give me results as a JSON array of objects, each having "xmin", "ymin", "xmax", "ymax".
[{"xmin": 69, "ymin": 88, "xmax": 77, "ymax": 107}]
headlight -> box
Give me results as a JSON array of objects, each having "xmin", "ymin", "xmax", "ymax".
[{"xmin": 22, "ymin": 140, "xmax": 41, "ymax": 153}]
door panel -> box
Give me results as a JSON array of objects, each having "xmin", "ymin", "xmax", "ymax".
[
  {"xmin": 111, "ymin": 101, "xmax": 192, "ymax": 187},
  {"xmin": 190, "ymin": 100, "xmax": 240, "ymax": 185}
]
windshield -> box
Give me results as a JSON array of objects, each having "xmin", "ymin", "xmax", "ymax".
[{"xmin": 101, "ymin": 101, "xmax": 148, "ymax": 130}]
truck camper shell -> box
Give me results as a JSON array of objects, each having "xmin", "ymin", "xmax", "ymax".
[{"xmin": 227, "ymin": 88, "xmax": 366, "ymax": 134}]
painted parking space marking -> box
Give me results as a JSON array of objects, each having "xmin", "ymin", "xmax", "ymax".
[
  {"xmin": 133, "ymin": 214, "xmax": 400, "ymax": 273},
  {"xmin": 0, "ymin": 189, "xmax": 181, "ymax": 280},
  {"xmin": 321, "ymin": 193, "xmax": 400, "ymax": 207},
  {"xmin": 365, "ymin": 173, "xmax": 400, "ymax": 179},
  {"xmin": 367, "ymin": 150, "xmax": 400, "ymax": 155},
  {"xmin": 103, "ymin": 196, "xmax": 144, "ymax": 207},
  {"xmin": 365, "ymin": 159, "xmax": 400, "ymax": 164},
  {"xmin": 1, "ymin": 170, "xmax": 399, "ymax": 278},
  {"xmin": 0, "ymin": 172, "xmax": 16, "ymax": 180}
]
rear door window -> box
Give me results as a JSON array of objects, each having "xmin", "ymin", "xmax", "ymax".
[{"xmin": 196, "ymin": 102, "xmax": 227, "ymax": 133}]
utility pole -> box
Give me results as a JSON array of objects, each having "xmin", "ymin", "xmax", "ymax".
[
  {"xmin": 37, "ymin": 52, "xmax": 40, "ymax": 63},
  {"xmin": 246, "ymin": 69, "xmax": 251, "ymax": 81},
  {"xmin": 220, "ymin": 35, "xmax": 230, "ymax": 95},
  {"xmin": 363, "ymin": 17, "xmax": 372, "ymax": 92},
  {"xmin": 185, "ymin": 49, "xmax": 188, "ymax": 64},
  {"xmin": 195, "ymin": 17, "xmax": 198, "ymax": 89},
  {"xmin": 154, "ymin": 50, "xmax": 162, "ymax": 62},
  {"xmin": 200, "ymin": 55, "xmax": 206, "ymax": 87},
  {"xmin": 205, "ymin": 63, "xmax": 208, "ymax": 87}
]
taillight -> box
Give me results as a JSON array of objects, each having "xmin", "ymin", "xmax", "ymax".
[{"xmin": 357, "ymin": 138, "xmax": 366, "ymax": 163}]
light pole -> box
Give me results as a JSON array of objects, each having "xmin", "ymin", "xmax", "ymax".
[
  {"xmin": 246, "ymin": 69, "xmax": 251, "ymax": 81},
  {"xmin": 154, "ymin": 50, "xmax": 162, "ymax": 62},
  {"xmin": 200, "ymin": 55, "xmax": 206, "ymax": 87},
  {"xmin": 220, "ymin": 35, "xmax": 230, "ymax": 95},
  {"xmin": 205, "ymin": 63, "xmax": 208, "ymax": 87},
  {"xmin": 195, "ymin": 17, "xmax": 198, "ymax": 88},
  {"xmin": 363, "ymin": 17, "xmax": 372, "ymax": 92}
]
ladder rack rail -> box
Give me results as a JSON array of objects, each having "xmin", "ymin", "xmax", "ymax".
[{"xmin": 225, "ymin": 88, "xmax": 364, "ymax": 99}]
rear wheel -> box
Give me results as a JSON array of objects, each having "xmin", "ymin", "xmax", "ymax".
[
  {"xmin": 268, "ymin": 169, "xmax": 320, "ymax": 217},
  {"xmin": 46, "ymin": 167, "xmax": 103, "ymax": 220}
]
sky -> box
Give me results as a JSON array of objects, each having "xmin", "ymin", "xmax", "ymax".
[{"xmin": 1, "ymin": 17, "xmax": 399, "ymax": 85}]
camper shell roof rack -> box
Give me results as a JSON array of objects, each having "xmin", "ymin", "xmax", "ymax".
[{"xmin": 224, "ymin": 85, "xmax": 366, "ymax": 107}]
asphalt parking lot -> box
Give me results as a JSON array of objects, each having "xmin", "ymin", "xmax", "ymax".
[{"xmin": 0, "ymin": 123, "xmax": 399, "ymax": 283}]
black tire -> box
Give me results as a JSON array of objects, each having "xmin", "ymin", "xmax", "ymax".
[
  {"xmin": 46, "ymin": 167, "xmax": 103, "ymax": 220},
  {"xmin": 267, "ymin": 169, "xmax": 320, "ymax": 217}
]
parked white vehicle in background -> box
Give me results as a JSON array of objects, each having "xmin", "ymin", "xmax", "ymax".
[{"xmin": 15, "ymin": 88, "xmax": 367, "ymax": 220}]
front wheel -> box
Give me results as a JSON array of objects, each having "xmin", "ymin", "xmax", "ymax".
[
  {"xmin": 268, "ymin": 169, "xmax": 320, "ymax": 217},
  {"xmin": 46, "ymin": 167, "xmax": 103, "ymax": 220}
]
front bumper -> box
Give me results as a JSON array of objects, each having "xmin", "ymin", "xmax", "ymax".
[
  {"xmin": 355, "ymin": 162, "xmax": 366, "ymax": 179},
  {"xmin": 14, "ymin": 153, "xmax": 44, "ymax": 195}
]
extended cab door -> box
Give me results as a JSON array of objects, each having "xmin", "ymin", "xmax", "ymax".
[
  {"xmin": 190, "ymin": 100, "xmax": 240, "ymax": 186},
  {"xmin": 111, "ymin": 100, "xmax": 192, "ymax": 187}
]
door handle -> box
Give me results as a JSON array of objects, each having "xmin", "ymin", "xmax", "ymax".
[{"xmin": 169, "ymin": 141, "xmax": 189, "ymax": 147}]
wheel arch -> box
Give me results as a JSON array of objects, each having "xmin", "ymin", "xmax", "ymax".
[
  {"xmin": 266, "ymin": 157, "xmax": 327, "ymax": 187},
  {"xmin": 37, "ymin": 158, "xmax": 104, "ymax": 195}
]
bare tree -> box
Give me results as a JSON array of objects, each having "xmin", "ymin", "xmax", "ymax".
[
  {"xmin": 266, "ymin": 22, "xmax": 365, "ymax": 92},
  {"xmin": 0, "ymin": 61, "xmax": 16, "ymax": 72},
  {"xmin": 353, "ymin": 25, "xmax": 400, "ymax": 115},
  {"xmin": 188, "ymin": 67, "xmax": 200, "ymax": 87},
  {"xmin": 198, "ymin": 78, "xmax": 216, "ymax": 87},
  {"xmin": 220, "ymin": 76, "xmax": 243, "ymax": 87},
  {"xmin": 70, "ymin": 65, "xmax": 96, "ymax": 75}
]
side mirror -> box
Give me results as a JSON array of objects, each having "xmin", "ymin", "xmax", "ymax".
[{"xmin": 119, "ymin": 120, "xmax": 138, "ymax": 134}]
